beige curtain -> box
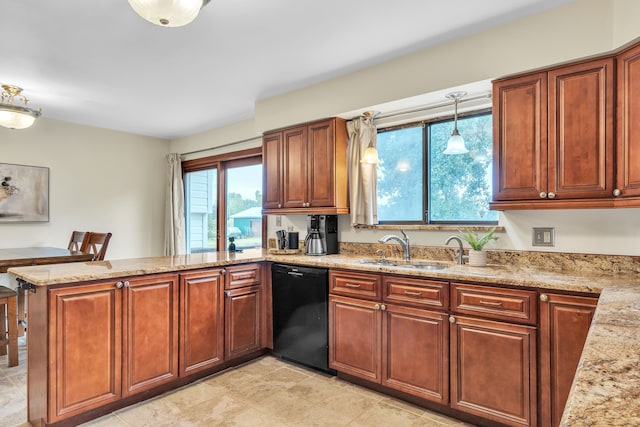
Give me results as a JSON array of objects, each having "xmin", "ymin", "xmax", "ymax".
[
  {"xmin": 346, "ymin": 117, "xmax": 378, "ymax": 225},
  {"xmin": 164, "ymin": 153, "xmax": 186, "ymax": 256}
]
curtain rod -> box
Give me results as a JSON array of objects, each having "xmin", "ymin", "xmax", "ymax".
[
  {"xmin": 180, "ymin": 135, "xmax": 261, "ymax": 157},
  {"xmin": 373, "ymin": 91, "xmax": 492, "ymax": 121}
]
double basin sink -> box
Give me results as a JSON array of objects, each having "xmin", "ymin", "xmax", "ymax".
[{"xmin": 358, "ymin": 258, "xmax": 450, "ymax": 271}]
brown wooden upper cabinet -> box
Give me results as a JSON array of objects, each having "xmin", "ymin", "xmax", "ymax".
[
  {"xmin": 492, "ymin": 57, "xmax": 614, "ymax": 209},
  {"xmin": 262, "ymin": 117, "xmax": 349, "ymax": 214},
  {"xmin": 616, "ymin": 42, "xmax": 640, "ymax": 202}
]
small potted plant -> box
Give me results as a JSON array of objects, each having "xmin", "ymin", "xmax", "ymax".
[{"xmin": 457, "ymin": 227, "xmax": 499, "ymax": 267}]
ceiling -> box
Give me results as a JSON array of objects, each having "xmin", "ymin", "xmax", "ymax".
[{"xmin": 1, "ymin": 0, "xmax": 572, "ymax": 140}]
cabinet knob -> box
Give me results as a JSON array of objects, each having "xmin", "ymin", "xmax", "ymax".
[
  {"xmin": 539, "ymin": 192, "xmax": 547, "ymax": 199},
  {"xmin": 380, "ymin": 304, "xmax": 387, "ymax": 311},
  {"xmin": 449, "ymin": 316, "xmax": 456, "ymax": 324},
  {"xmin": 548, "ymin": 192, "xmax": 556, "ymax": 199},
  {"xmin": 221, "ymin": 268, "xmax": 226, "ymax": 275},
  {"xmin": 123, "ymin": 281, "xmax": 130, "ymax": 288},
  {"xmin": 277, "ymin": 204, "xmax": 282, "ymax": 208},
  {"xmin": 116, "ymin": 281, "xmax": 124, "ymax": 289},
  {"xmin": 613, "ymin": 188, "xmax": 621, "ymax": 197},
  {"xmin": 540, "ymin": 294, "xmax": 549, "ymax": 302},
  {"xmin": 374, "ymin": 303, "xmax": 381, "ymax": 310}
]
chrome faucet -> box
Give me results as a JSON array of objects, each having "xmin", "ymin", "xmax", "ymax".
[
  {"xmin": 445, "ymin": 236, "xmax": 467, "ymax": 265},
  {"xmin": 379, "ymin": 230, "xmax": 410, "ymax": 261}
]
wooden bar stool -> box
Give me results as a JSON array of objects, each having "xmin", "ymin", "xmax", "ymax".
[{"xmin": 0, "ymin": 285, "xmax": 18, "ymax": 367}]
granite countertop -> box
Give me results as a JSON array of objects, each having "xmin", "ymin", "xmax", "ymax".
[{"xmin": 8, "ymin": 248, "xmax": 640, "ymax": 425}]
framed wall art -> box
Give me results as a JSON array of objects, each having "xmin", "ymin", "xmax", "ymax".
[{"xmin": 0, "ymin": 162, "xmax": 49, "ymax": 222}]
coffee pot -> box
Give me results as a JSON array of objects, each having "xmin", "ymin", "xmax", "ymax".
[{"xmin": 304, "ymin": 230, "xmax": 326, "ymax": 255}]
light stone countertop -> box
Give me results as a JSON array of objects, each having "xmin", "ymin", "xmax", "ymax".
[{"xmin": 8, "ymin": 249, "xmax": 640, "ymax": 425}]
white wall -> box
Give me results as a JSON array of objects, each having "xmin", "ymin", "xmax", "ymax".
[{"xmin": 0, "ymin": 118, "xmax": 169, "ymax": 259}]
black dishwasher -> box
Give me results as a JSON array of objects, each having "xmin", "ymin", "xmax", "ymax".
[{"xmin": 272, "ymin": 263, "xmax": 335, "ymax": 374}]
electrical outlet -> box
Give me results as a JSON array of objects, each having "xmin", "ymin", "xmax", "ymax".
[
  {"xmin": 532, "ymin": 227, "xmax": 555, "ymax": 247},
  {"xmin": 275, "ymin": 215, "xmax": 282, "ymax": 226}
]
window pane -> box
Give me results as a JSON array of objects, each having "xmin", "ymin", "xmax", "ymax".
[
  {"xmin": 429, "ymin": 114, "xmax": 498, "ymax": 222},
  {"xmin": 185, "ymin": 168, "xmax": 217, "ymax": 253},
  {"xmin": 376, "ymin": 126, "xmax": 424, "ymax": 222},
  {"xmin": 226, "ymin": 164, "xmax": 263, "ymax": 250}
]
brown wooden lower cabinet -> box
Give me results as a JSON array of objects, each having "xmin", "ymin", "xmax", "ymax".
[
  {"xmin": 44, "ymin": 273, "xmax": 179, "ymax": 423},
  {"xmin": 329, "ymin": 294, "xmax": 449, "ymax": 404},
  {"xmin": 180, "ymin": 269, "xmax": 225, "ymax": 377},
  {"xmin": 47, "ymin": 281, "xmax": 123, "ymax": 423},
  {"xmin": 225, "ymin": 285, "xmax": 262, "ymax": 359},
  {"xmin": 450, "ymin": 315, "xmax": 537, "ymax": 427},
  {"xmin": 539, "ymin": 293, "xmax": 598, "ymax": 427},
  {"xmin": 122, "ymin": 274, "xmax": 179, "ymax": 397}
]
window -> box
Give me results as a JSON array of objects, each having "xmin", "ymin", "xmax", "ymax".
[
  {"xmin": 376, "ymin": 111, "xmax": 497, "ymax": 224},
  {"xmin": 183, "ymin": 149, "xmax": 263, "ymax": 253}
]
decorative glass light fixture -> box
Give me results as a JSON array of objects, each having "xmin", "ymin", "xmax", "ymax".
[
  {"xmin": 128, "ymin": 0, "xmax": 211, "ymax": 27},
  {"xmin": 443, "ymin": 91, "xmax": 469, "ymax": 154},
  {"xmin": 0, "ymin": 85, "xmax": 42, "ymax": 130},
  {"xmin": 360, "ymin": 111, "xmax": 380, "ymax": 164}
]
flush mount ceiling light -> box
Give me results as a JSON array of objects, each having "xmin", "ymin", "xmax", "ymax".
[
  {"xmin": 360, "ymin": 111, "xmax": 380, "ymax": 165},
  {"xmin": 0, "ymin": 84, "xmax": 42, "ymax": 130},
  {"xmin": 443, "ymin": 91, "xmax": 469, "ymax": 155},
  {"xmin": 128, "ymin": 0, "xmax": 211, "ymax": 27}
]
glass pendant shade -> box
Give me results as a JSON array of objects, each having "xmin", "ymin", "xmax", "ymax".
[
  {"xmin": 443, "ymin": 91, "xmax": 468, "ymax": 155},
  {"xmin": 361, "ymin": 144, "xmax": 380, "ymax": 164},
  {"xmin": 0, "ymin": 85, "xmax": 41, "ymax": 130},
  {"xmin": 128, "ymin": 0, "xmax": 205, "ymax": 27},
  {"xmin": 443, "ymin": 129, "xmax": 468, "ymax": 154}
]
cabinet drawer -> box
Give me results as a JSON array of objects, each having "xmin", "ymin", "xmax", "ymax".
[
  {"xmin": 225, "ymin": 263, "xmax": 261, "ymax": 289},
  {"xmin": 451, "ymin": 283, "xmax": 537, "ymax": 325},
  {"xmin": 330, "ymin": 270, "xmax": 381, "ymax": 300},
  {"xmin": 383, "ymin": 276, "xmax": 448, "ymax": 310}
]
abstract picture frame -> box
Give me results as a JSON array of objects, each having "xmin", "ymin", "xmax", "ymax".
[{"xmin": 0, "ymin": 162, "xmax": 49, "ymax": 222}]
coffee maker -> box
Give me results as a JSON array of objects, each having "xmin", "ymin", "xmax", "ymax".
[{"xmin": 305, "ymin": 215, "xmax": 338, "ymax": 255}]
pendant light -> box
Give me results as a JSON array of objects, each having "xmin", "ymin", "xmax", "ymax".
[
  {"xmin": 0, "ymin": 85, "xmax": 42, "ymax": 130},
  {"xmin": 128, "ymin": 0, "xmax": 211, "ymax": 27},
  {"xmin": 443, "ymin": 91, "xmax": 468, "ymax": 154},
  {"xmin": 360, "ymin": 111, "xmax": 380, "ymax": 164}
]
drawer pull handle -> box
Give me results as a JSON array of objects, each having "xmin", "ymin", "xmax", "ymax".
[
  {"xmin": 404, "ymin": 290, "xmax": 422, "ymax": 297},
  {"xmin": 479, "ymin": 300, "xmax": 503, "ymax": 306},
  {"xmin": 344, "ymin": 283, "xmax": 361, "ymax": 288}
]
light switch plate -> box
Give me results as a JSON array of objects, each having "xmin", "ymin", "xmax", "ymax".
[
  {"xmin": 532, "ymin": 227, "xmax": 555, "ymax": 247},
  {"xmin": 275, "ymin": 215, "xmax": 282, "ymax": 226}
]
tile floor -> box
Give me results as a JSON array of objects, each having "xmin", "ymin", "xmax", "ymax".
[{"xmin": 1, "ymin": 337, "xmax": 472, "ymax": 427}]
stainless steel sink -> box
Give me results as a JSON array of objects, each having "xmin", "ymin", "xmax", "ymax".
[{"xmin": 358, "ymin": 259, "xmax": 449, "ymax": 270}]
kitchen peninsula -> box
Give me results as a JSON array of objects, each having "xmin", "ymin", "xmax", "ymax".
[{"xmin": 8, "ymin": 248, "xmax": 640, "ymax": 427}]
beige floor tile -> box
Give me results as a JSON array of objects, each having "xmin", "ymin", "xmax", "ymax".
[
  {"xmin": 79, "ymin": 414, "xmax": 130, "ymax": 427},
  {"xmin": 347, "ymin": 400, "xmax": 425, "ymax": 427}
]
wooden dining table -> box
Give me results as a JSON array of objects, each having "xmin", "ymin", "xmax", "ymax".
[{"xmin": 0, "ymin": 247, "xmax": 95, "ymax": 337}]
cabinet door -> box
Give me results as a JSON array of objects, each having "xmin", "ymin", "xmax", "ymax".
[
  {"xmin": 307, "ymin": 119, "xmax": 335, "ymax": 207},
  {"xmin": 48, "ymin": 282, "xmax": 122, "ymax": 423},
  {"xmin": 539, "ymin": 293, "xmax": 597, "ymax": 427},
  {"xmin": 122, "ymin": 274, "xmax": 179, "ymax": 397},
  {"xmin": 180, "ymin": 269, "xmax": 225, "ymax": 377},
  {"xmin": 282, "ymin": 125, "xmax": 308, "ymax": 208},
  {"xmin": 262, "ymin": 131, "xmax": 283, "ymax": 209},
  {"xmin": 225, "ymin": 285, "xmax": 262, "ymax": 359},
  {"xmin": 450, "ymin": 315, "xmax": 537, "ymax": 427},
  {"xmin": 382, "ymin": 304, "xmax": 449, "ymax": 404},
  {"xmin": 329, "ymin": 294, "xmax": 381, "ymax": 382},
  {"xmin": 493, "ymin": 72, "xmax": 548, "ymax": 201},
  {"xmin": 548, "ymin": 58, "xmax": 614, "ymax": 199},
  {"xmin": 616, "ymin": 43, "xmax": 640, "ymax": 198}
]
